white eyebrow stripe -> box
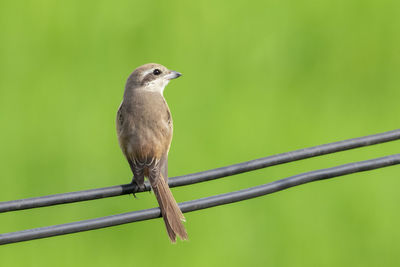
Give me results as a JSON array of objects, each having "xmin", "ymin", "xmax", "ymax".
[{"xmin": 141, "ymin": 69, "xmax": 154, "ymax": 78}]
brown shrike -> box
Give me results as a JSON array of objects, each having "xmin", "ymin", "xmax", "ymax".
[{"xmin": 116, "ymin": 63, "xmax": 187, "ymax": 242}]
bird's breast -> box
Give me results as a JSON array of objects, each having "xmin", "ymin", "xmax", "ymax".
[{"xmin": 117, "ymin": 92, "xmax": 173, "ymax": 160}]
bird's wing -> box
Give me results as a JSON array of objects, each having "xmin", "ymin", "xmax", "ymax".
[{"xmin": 160, "ymin": 152, "xmax": 168, "ymax": 182}]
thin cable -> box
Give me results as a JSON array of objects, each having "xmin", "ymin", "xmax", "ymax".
[
  {"xmin": 0, "ymin": 129, "xmax": 399, "ymax": 213},
  {"xmin": 1, "ymin": 154, "xmax": 399, "ymax": 245}
]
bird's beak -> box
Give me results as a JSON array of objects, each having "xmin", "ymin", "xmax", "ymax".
[{"xmin": 166, "ymin": 70, "xmax": 182, "ymax": 80}]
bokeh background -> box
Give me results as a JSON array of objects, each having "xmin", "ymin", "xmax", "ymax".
[{"xmin": 0, "ymin": 0, "xmax": 399, "ymax": 266}]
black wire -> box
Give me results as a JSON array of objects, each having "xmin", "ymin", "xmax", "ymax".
[
  {"xmin": 1, "ymin": 129, "xmax": 399, "ymax": 213},
  {"xmin": 1, "ymin": 154, "xmax": 399, "ymax": 245}
]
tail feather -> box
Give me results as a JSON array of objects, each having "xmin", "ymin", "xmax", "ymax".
[{"xmin": 152, "ymin": 177, "xmax": 187, "ymax": 243}]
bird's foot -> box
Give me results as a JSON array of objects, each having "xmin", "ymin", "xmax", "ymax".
[
  {"xmin": 130, "ymin": 177, "xmax": 146, "ymax": 193},
  {"xmin": 138, "ymin": 184, "xmax": 146, "ymax": 192}
]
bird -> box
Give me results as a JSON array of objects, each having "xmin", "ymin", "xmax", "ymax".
[{"xmin": 116, "ymin": 63, "xmax": 187, "ymax": 243}]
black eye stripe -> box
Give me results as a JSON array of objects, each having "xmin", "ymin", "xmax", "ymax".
[{"xmin": 153, "ymin": 69, "xmax": 162, "ymax": 75}]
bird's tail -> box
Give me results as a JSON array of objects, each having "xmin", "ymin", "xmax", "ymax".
[{"xmin": 152, "ymin": 177, "xmax": 188, "ymax": 243}]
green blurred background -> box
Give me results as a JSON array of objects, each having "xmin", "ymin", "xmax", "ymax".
[{"xmin": 0, "ymin": 0, "xmax": 399, "ymax": 266}]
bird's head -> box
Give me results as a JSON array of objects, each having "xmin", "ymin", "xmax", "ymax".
[{"xmin": 125, "ymin": 63, "xmax": 181, "ymax": 95}]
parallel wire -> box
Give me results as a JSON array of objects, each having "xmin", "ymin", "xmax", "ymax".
[
  {"xmin": 1, "ymin": 129, "xmax": 399, "ymax": 213},
  {"xmin": 1, "ymin": 154, "xmax": 399, "ymax": 245}
]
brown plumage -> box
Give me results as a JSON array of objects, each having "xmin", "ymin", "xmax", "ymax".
[{"xmin": 116, "ymin": 63, "xmax": 187, "ymax": 242}]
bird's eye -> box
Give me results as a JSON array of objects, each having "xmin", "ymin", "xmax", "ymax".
[{"xmin": 153, "ymin": 69, "xmax": 162, "ymax": 75}]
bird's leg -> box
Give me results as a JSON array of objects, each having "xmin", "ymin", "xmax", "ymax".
[
  {"xmin": 133, "ymin": 170, "xmax": 146, "ymax": 192},
  {"xmin": 130, "ymin": 176, "xmax": 139, "ymax": 198},
  {"xmin": 128, "ymin": 159, "xmax": 146, "ymax": 194}
]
